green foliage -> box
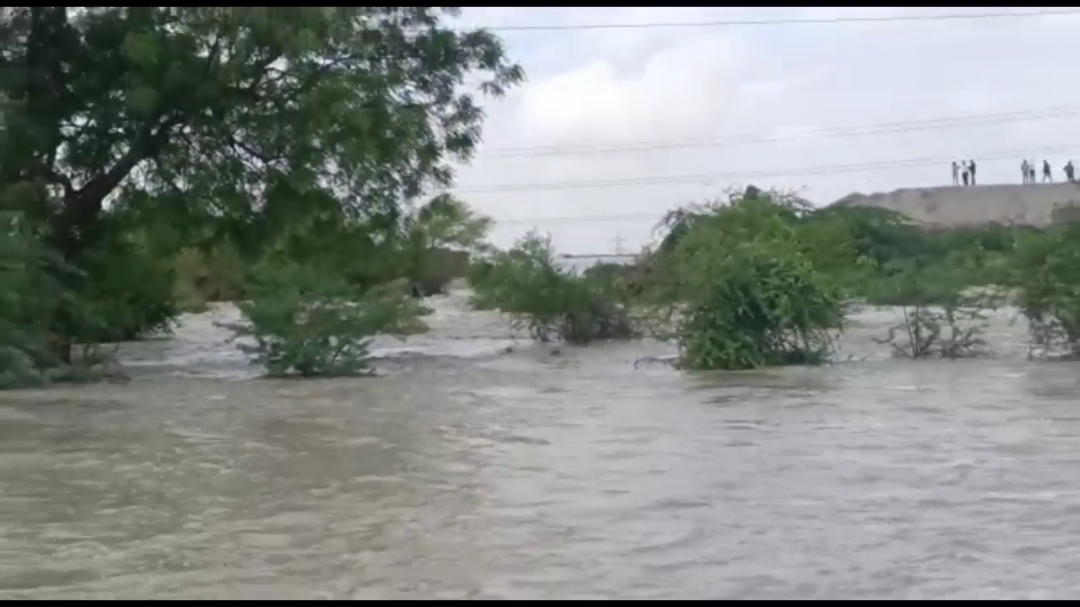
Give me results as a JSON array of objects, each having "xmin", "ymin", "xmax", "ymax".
[
  {"xmin": 0, "ymin": 7, "xmax": 522, "ymax": 364},
  {"xmin": 465, "ymin": 258, "xmax": 497, "ymax": 309},
  {"xmin": 411, "ymin": 248, "xmax": 470, "ymax": 297},
  {"xmin": 223, "ymin": 263, "xmax": 427, "ymax": 378},
  {"xmin": 812, "ymin": 205, "xmax": 1025, "ymax": 306},
  {"xmin": 650, "ymin": 187, "xmax": 858, "ymax": 304},
  {"xmin": 401, "ymin": 194, "xmax": 493, "ymax": 297},
  {"xmin": 410, "ymin": 194, "xmax": 494, "ymax": 253},
  {"xmin": 645, "ymin": 188, "xmax": 1080, "ymax": 368},
  {"xmin": 677, "ymin": 247, "xmax": 843, "ymax": 371},
  {"xmin": 73, "ymin": 222, "xmax": 181, "ymax": 342},
  {"xmin": 469, "ymin": 231, "xmax": 636, "ymax": 344},
  {"xmin": 869, "ymin": 266, "xmax": 995, "ymax": 359},
  {"xmin": 0, "ymin": 214, "xmax": 61, "ymax": 387},
  {"xmin": 878, "ymin": 304, "xmax": 992, "ymax": 360},
  {"xmin": 1006, "ymin": 220, "xmax": 1080, "ymax": 357},
  {"xmin": 0, "ymin": 213, "xmax": 125, "ymax": 388},
  {"xmin": 581, "ymin": 261, "xmax": 642, "ymax": 301},
  {"xmin": 656, "ymin": 186, "xmax": 811, "ymax": 255},
  {"xmin": 859, "ymin": 242, "xmax": 1010, "ymax": 307},
  {"xmin": 2, "ymin": 8, "xmax": 523, "ymax": 220},
  {"xmin": 11, "ymin": 1, "xmax": 1080, "ymax": 384},
  {"xmin": 860, "ymin": 253, "xmax": 970, "ymax": 307},
  {"xmin": 171, "ymin": 243, "xmax": 248, "ymax": 312},
  {"xmin": 809, "ymin": 205, "xmax": 927, "ymax": 268},
  {"xmin": 262, "ymin": 213, "xmax": 402, "ymax": 293},
  {"xmin": 640, "ymin": 188, "xmax": 850, "ymax": 370}
]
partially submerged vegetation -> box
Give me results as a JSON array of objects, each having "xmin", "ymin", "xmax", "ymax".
[
  {"xmin": 466, "ymin": 232, "xmax": 637, "ymax": 344},
  {"xmin": 0, "ymin": 7, "xmax": 517, "ymax": 384},
  {"xmin": 220, "ymin": 263, "xmax": 428, "ymax": 378},
  {"xmin": 5, "ymin": 8, "xmax": 1080, "ymax": 389},
  {"xmin": 471, "ymin": 187, "xmax": 1080, "ymax": 370},
  {"xmin": 1007, "ymin": 217, "xmax": 1080, "ymax": 359}
]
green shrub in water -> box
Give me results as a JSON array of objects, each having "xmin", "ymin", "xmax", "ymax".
[
  {"xmin": 1006, "ymin": 218, "xmax": 1080, "ymax": 358},
  {"xmin": 223, "ymin": 264, "xmax": 427, "ymax": 378},
  {"xmin": 866, "ymin": 262, "xmax": 997, "ymax": 360},
  {"xmin": 469, "ymin": 231, "xmax": 637, "ymax": 344},
  {"xmin": 677, "ymin": 247, "xmax": 844, "ymax": 371},
  {"xmin": 643, "ymin": 189, "xmax": 848, "ymax": 370}
]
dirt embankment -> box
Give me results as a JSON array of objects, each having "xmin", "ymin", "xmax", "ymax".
[{"xmin": 833, "ymin": 183, "xmax": 1080, "ymax": 227}]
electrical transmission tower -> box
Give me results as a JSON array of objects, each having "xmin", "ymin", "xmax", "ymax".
[{"xmin": 612, "ymin": 232, "xmax": 626, "ymax": 255}]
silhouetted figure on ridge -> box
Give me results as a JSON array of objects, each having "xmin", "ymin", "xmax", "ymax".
[
  {"xmin": 1043, "ymin": 159, "xmax": 1052, "ymax": 183},
  {"xmin": 951, "ymin": 160, "xmax": 960, "ymax": 186},
  {"xmin": 1066, "ymin": 161, "xmax": 1075, "ymax": 183},
  {"xmin": 968, "ymin": 160, "xmax": 977, "ymax": 185},
  {"xmin": 962, "ymin": 166, "xmax": 970, "ymax": 186},
  {"xmin": 1021, "ymin": 159, "xmax": 1031, "ymax": 184}
]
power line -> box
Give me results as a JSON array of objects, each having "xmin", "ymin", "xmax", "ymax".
[
  {"xmin": 485, "ymin": 9, "xmax": 1080, "ymax": 33},
  {"xmin": 456, "ymin": 143, "xmax": 1080, "ymax": 195},
  {"xmin": 480, "ymin": 105, "xmax": 1080, "ymax": 158},
  {"xmin": 498, "ymin": 212, "xmax": 689, "ymax": 226}
]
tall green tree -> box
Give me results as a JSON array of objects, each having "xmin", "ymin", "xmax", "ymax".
[{"xmin": 0, "ymin": 7, "xmax": 522, "ymax": 354}]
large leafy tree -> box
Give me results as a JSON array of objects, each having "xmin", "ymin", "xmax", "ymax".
[
  {"xmin": 0, "ymin": 7, "xmax": 521, "ymax": 359},
  {"xmin": 0, "ymin": 7, "xmax": 522, "ymax": 259}
]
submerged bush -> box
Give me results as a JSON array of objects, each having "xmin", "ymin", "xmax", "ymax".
[
  {"xmin": 469, "ymin": 231, "xmax": 636, "ymax": 344},
  {"xmin": 645, "ymin": 190, "xmax": 849, "ymax": 370},
  {"xmin": 868, "ymin": 264, "xmax": 996, "ymax": 359},
  {"xmin": 677, "ymin": 247, "xmax": 844, "ymax": 370},
  {"xmin": 877, "ymin": 304, "xmax": 992, "ymax": 360},
  {"xmin": 223, "ymin": 263, "xmax": 427, "ymax": 378},
  {"xmin": 1007, "ymin": 220, "xmax": 1080, "ymax": 358}
]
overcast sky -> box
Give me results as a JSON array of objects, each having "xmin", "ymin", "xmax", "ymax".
[{"xmin": 445, "ymin": 7, "xmax": 1080, "ymax": 254}]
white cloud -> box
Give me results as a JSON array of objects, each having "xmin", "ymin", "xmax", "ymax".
[
  {"xmin": 516, "ymin": 33, "xmax": 743, "ymax": 148},
  {"xmin": 449, "ymin": 8, "xmax": 1080, "ymax": 253}
]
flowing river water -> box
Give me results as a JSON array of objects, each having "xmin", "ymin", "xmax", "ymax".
[{"xmin": 2, "ymin": 287, "xmax": 1080, "ymax": 599}]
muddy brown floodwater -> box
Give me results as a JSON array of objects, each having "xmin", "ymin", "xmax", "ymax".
[{"xmin": 2, "ymin": 290, "xmax": 1080, "ymax": 599}]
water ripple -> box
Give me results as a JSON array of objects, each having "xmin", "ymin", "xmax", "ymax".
[{"xmin": 1, "ymin": 293, "xmax": 1080, "ymax": 598}]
